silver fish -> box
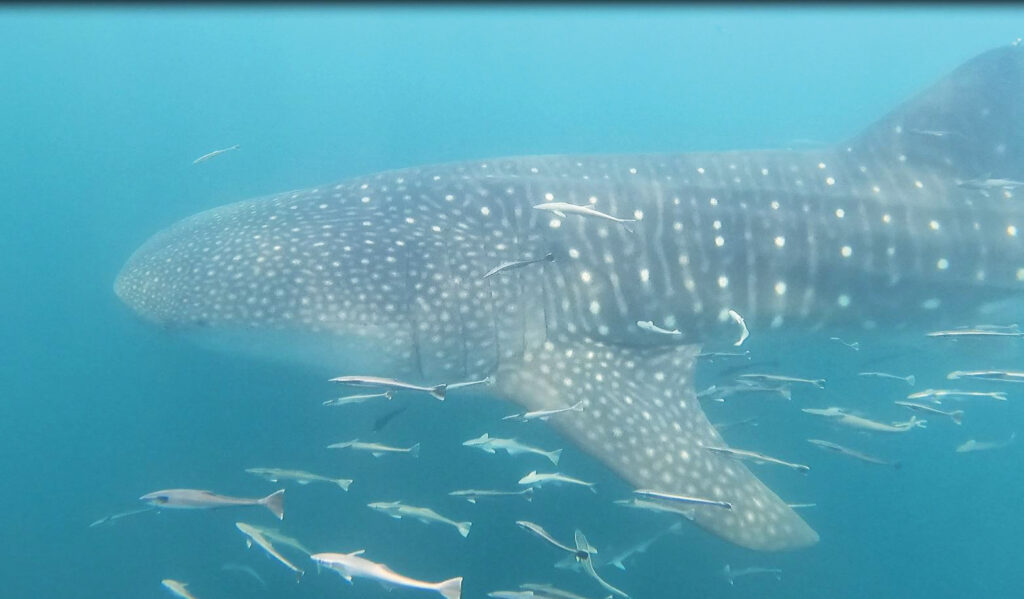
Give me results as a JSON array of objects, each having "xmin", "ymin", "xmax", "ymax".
[
  {"xmin": 504, "ymin": 401, "xmax": 584, "ymax": 422},
  {"xmin": 807, "ymin": 439, "xmax": 900, "ymax": 469},
  {"xmin": 448, "ymin": 487, "xmax": 534, "ymax": 504},
  {"xmin": 322, "ymin": 391, "xmax": 393, "ymax": 407},
  {"xmin": 532, "ymin": 201, "xmax": 637, "ymax": 226},
  {"xmin": 633, "ymin": 489, "xmax": 732, "ymax": 510},
  {"xmin": 947, "ymin": 370, "xmax": 1024, "ymax": 383},
  {"xmin": 858, "ymin": 371, "xmax": 916, "ymax": 386},
  {"xmin": 738, "ymin": 373, "xmax": 825, "ymax": 389},
  {"xmin": 519, "ymin": 470, "xmax": 596, "ymax": 493},
  {"xmin": 956, "ymin": 432, "xmax": 1016, "ymax": 453},
  {"xmin": 245, "ymin": 467, "xmax": 352, "ymax": 491},
  {"xmin": 483, "ymin": 253, "xmax": 554, "ymax": 279},
  {"xmin": 722, "ymin": 564, "xmax": 782, "ymax": 586},
  {"xmin": 312, "ymin": 551, "xmax": 462, "ymax": 599},
  {"xmin": 907, "ymin": 388, "xmax": 1007, "ymax": 403},
  {"xmin": 235, "ymin": 521, "xmax": 304, "ymax": 580},
  {"xmin": 327, "ymin": 439, "xmax": 420, "ymax": 458},
  {"xmin": 329, "ymin": 375, "xmax": 446, "ymax": 400},
  {"xmin": 140, "ymin": 488, "xmax": 284, "ymax": 520},
  {"xmin": 702, "ymin": 445, "xmax": 810, "ymax": 473},
  {"xmin": 463, "ymin": 433, "xmax": 562, "ymax": 464},
  {"xmin": 893, "ymin": 401, "xmax": 964, "ymax": 425},
  {"xmin": 192, "ymin": 144, "xmax": 239, "ymax": 164},
  {"xmin": 162, "ymin": 579, "xmax": 200, "ymax": 599},
  {"xmin": 368, "ymin": 501, "xmax": 472, "ymax": 538},
  {"xmin": 636, "ymin": 320, "xmax": 682, "ymax": 336}
]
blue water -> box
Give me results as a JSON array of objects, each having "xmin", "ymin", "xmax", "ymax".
[{"xmin": 3, "ymin": 6, "xmax": 1024, "ymax": 599}]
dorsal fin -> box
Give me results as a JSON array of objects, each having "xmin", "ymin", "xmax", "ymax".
[{"xmin": 849, "ymin": 43, "xmax": 1024, "ymax": 179}]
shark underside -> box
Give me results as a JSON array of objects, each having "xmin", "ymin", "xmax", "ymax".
[{"xmin": 115, "ymin": 44, "xmax": 1024, "ymax": 551}]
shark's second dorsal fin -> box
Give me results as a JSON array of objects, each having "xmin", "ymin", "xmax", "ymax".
[
  {"xmin": 495, "ymin": 334, "xmax": 818, "ymax": 552},
  {"xmin": 849, "ymin": 43, "xmax": 1024, "ymax": 181}
]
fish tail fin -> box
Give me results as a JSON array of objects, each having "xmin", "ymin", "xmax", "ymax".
[
  {"xmin": 457, "ymin": 521, "xmax": 472, "ymax": 538},
  {"xmin": 906, "ymin": 375, "xmax": 916, "ymax": 386},
  {"xmin": 778, "ymin": 386, "xmax": 793, "ymax": 401},
  {"xmin": 261, "ymin": 489, "xmax": 285, "ymax": 520},
  {"xmin": 994, "ymin": 392, "xmax": 1008, "ymax": 401},
  {"xmin": 409, "ymin": 443, "xmax": 421, "ymax": 458},
  {"xmin": 435, "ymin": 577, "xmax": 463, "ymax": 599},
  {"xmin": 522, "ymin": 487, "xmax": 534, "ymax": 502},
  {"xmin": 336, "ymin": 478, "xmax": 353, "ymax": 491},
  {"xmin": 913, "ymin": 416, "xmax": 928, "ymax": 430},
  {"xmin": 950, "ymin": 410, "xmax": 964, "ymax": 426},
  {"xmin": 571, "ymin": 400, "xmax": 585, "ymax": 412},
  {"xmin": 587, "ymin": 482, "xmax": 598, "ymax": 494},
  {"xmin": 547, "ymin": 448, "xmax": 563, "ymax": 465},
  {"xmin": 430, "ymin": 385, "xmax": 447, "ymax": 401}
]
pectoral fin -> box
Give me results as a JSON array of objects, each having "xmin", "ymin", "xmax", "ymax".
[{"xmin": 494, "ymin": 334, "xmax": 818, "ymax": 551}]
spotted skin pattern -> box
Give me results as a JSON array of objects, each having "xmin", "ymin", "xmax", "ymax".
[{"xmin": 116, "ymin": 45, "xmax": 1024, "ymax": 550}]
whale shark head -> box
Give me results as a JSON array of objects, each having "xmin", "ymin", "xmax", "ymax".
[{"xmin": 116, "ymin": 43, "xmax": 1024, "ymax": 552}]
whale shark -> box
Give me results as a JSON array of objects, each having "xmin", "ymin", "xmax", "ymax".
[{"xmin": 114, "ymin": 43, "xmax": 1024, "ymax": 551}]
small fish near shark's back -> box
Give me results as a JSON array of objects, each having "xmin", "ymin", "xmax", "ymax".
[{"xmin": 312, "ymin": 551, "xmax": 463, "ymax": 599}]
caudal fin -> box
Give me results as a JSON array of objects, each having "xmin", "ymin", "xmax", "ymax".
[
  {"xmin": 906, "ymin": 375, "xmax": 916, "ymax": 386},
  {"xmin": 430, "ymin": 385, "xmax": 447, "ymax": 401},
  {"xmin": 522, "ymin": 487, "xmax": 534, "ymax": 502},
  {"xmin": 456, "ymin": 521, "xmax": 472, "ymax": 538},
  {"xmin": 261, "ymin": 489, "xmax": 285, "ymax": 520},
  {"xmin": 336, "ymin": 478, "xmax": 353, "ymax": 491},
  {"xmin": 409, "ymin": 443, "xmax": 421, "ymax": 458},
  {"xmin": 547, "ymin": 449, "xmax": 563, "ymax": 466},
  {"xmin": 435, "ymin": 577, "xmax": 463, "ymax": 599},
  {"xmin": 950, "ymin": 410, "xmax": 964, "ymax": 426}
]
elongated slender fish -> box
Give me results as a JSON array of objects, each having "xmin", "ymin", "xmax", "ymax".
[
  {"xmin": 448, "ymin": 376, "xmax": 495, "ymax": 390},
  {"xmin": 89, "ymin": 506, "xmax": 154, "ymax": 528},
  {"xmin": 722, "ymin": 564, "xmax": 782, "ymax": 586},
  {"xmin": 633, "ymin": 489, "xmax": 733, "ymax": 510},
  {"xmin": 636, "ymin": 320, "xmax": 681, "ymax": 336},
  {"xmin": 503, "ymin": 400, "xmax": 585, "ymax": 422},
  {"xmin": 807, "ymin": 439, "xmax": 900, "ymax": 469},
  {"xmin": 192, "ymin": 144, "xmax": 239, "ymax": 164},
  {"xmin": 372, "ymin": 405, "xmax": 409, "ymax": 432},
  {"xmin": 829, "ymin": 336, "xmax": 860, "ymax": 351},
  {"xmin": 515, "ymin": 520, "xmax": 593, "ymax": 554},
  {"xmin": 858, "ymin": 372, "xmax": 916, "ymax": 386},
  {"xmin": 956, "ymin": 432, "xmax": 1016, "ymax": 453},
  {"xmin": 927, "ymin": 329, "xmax": 1024, "ymax": 338},
  {"xmin": 162, "ymin": 579, "xmax": 200, "ymax": 599},
  {"xmin": 738, "ymin": 373, "xmax": 825, "ymax": 389},
  {"xmin": 574, "ymin": 530, "xmax": 630, "ymax": 598},
  {"xmin": 956, "ymin": 177, "xmax": 1024, "ymax": 190},
  {"xmin": 483, "ymin": 253, "xmax": 555, "ymax": 279},
  {"xmin": 727, "ymin": 309, "xmax": 749, "ymax": 346},
  {"xmin": 463, "ymin": 433, "xmax": 562, "ymax": 464},
  {"xmin": 907, "ymin": 388, "xmax": 1007, "ymax": 403},
  {"xmin": 519, "ymin": 470, "xmax": 597, "ymax": 493},
  {"xmin": 702, "ymin": 445, "xmax": 810, "ymax": 473},
  {"xmin": 117, "ymin": 44, "xmax": 1024, "ymax": 552},
  {"xmin": 220, "ymin": 563, "xmax": 268, "ymax": 589},
  {"xmin": 802, "ymin": 408, "xmax": 927, "ymax": 433},
  {"xmin": 614, "ymin": 498, "xmax": 695, "ymax": 520},
  {"xmin": 245, "ymin": 467, "xmax": 352, "ymax": 491},
  {"xmin": 489, "ymin": 592, "xmax": 537, "ymax": 599},
  {"xmin": 327, "ymin": 439, "xmax": 420, "ymax": 457},
  {"xmin": 312, "ymin": 551, "xmax": 462, "ymax": 599},
  {"xmin": 520, "ymin": 583, "xmax": 606, "ymax": 599},
  {"xmin": 323, "ymin": 391, "xmax": 393, "ymax": 407},
  {"xmin": 947, "ymin": 370, "xmax": 1024, "ymax": 383},
  {"xmin": 449, "ymin": 487, "xmax": 534, "ymax": 504},
  {"xmin": 368, "ymin": 501, "xmax": 471, "ymax": 538},
  {"xmin": 242, "ymin": 522, "xmax": 312, "ymax": 555},
  {"xmin": 329, "ymin": 375, "xmax": 446, "ymax": 400},
  {"xmin": 532, "ymin": 202, "xmax": 637, "ymax": 226},
  {"xmin": 235, "ymin": 522, "xmax": 304, "ymax": 580},
  {"xmin": 893, "ymin": 401, "xmax": 963, "ymax": 425},
  {"xmin": 706, "ymin": 383, "xmax": 792, "ymax": 402},
  {"xmin": 556, "ymin": 522, "xmax": 684, "ymax": 572},
  {"xmin": 140, "ymin": 488, "xmax": 284, "ymax": 520}
]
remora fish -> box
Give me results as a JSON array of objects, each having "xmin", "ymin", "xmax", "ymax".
[
  {"xmin": 140, "ymin": 488, "xmax": 284, "ymax": 520},
  {"xmin": 893, "ymin": 400, "xmax": 964, "ymax": 425},
  {"xmin": 722, "ymin": 564, "xmax": 782, "ymax": 586},
  {"xmin": 737, "ymin": 373, "xmax": 825, "ymax": 389},
  {"xmin": 907, "ymin": 389, "xmax": 1007, "ymax": 402},
  {"xmin": 702, "ymin": 445, "xmax": 810, "ymax": 473},
  {"xmin": 245, "ymin": 467, "xmax": 353, "ymax": 490},
  {"xmin": 532, "ymin": 201, "xmax": 637, "ymax": 226},
  {"xmin": 503, "ymin": 401, "xmax": 585, "ymax": 422},
  {"xmin": 312, "ymin": 551, "xmax": 463, "ymax": 599},
  {"xmin": 192, "ymin": 144, "xmax": 239, "ymax": 164},
  {"xmin": 807, "ymin": 439, "xmax": 900, "ymax": 469},
  {"xmin": 573, "ymin": 529, "xmax": 630, "ymax": 599},
  {"xmin": 368, "ymin": 501, "xmax": 472, "ymax": 538},
  {"xmin": 947, "ymin": 370, "xmax": 1024, "ymax": 383},
  {"xmin": 519, "ymin": 470, "xmax": 597, "ymax": 493},
  {"xmin": 956, "ymin": 432, "xmax": 1016, "ymax": 453},
  {"xmin": 89, "ymin": 506, "xmax": 153, "ymax": 528},
  {"xmin": 327, "ymin": 439, "xmax": 420, "ymax": 457},
  {"xmin": 613, "ymin": 498, "xmax": 695, "ymax": 520},
  {"xmin": 483, "ymin": 253, "xmax": 555, "ymax": 279},
  {"xmin": 633, "ymin": 489, "xmax": 733, "ymax": 510},
  {"xmin": 858, "ymin": 371, "xmax": 916, "ymax": 386},
  {"xmin": 162, "ymin": 579, "xmax": 200, "ymax": 599},
  {"xmin": 235, "ymin": 521, "xmax": 304, "ymax": 580},
  {"xmin": 801, "ymin": 408, "xmax": 927, "ymax": 433},
  {"xmin": 329, "ymin": 375, "xmax": 446, "ymax": 400},
  {"xmin": 244, "ymin": 523, "xmax": 312, "ymax": 555},
  {"xmin": 116, "ymin": 44, "xmax": 1024, "ymax": 552},
  {"xmin": 448, "ymin": 487, "xmax": 534, "ymax": 503},
  {"xmin": 515, "ymin": 520, "xmax": 591, "ymax": 554},
  {"xmin": 463, "ymin": 433, "xmax": 563, "ymax": 464},
  {"xmin": 323, "ymin": 391, "xmax": 393, "ymax": 407}
]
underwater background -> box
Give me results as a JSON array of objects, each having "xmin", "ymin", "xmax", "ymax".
[{"xmin": 3, "ymin": 5, "xmax": 1024, "ymax": 599}]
